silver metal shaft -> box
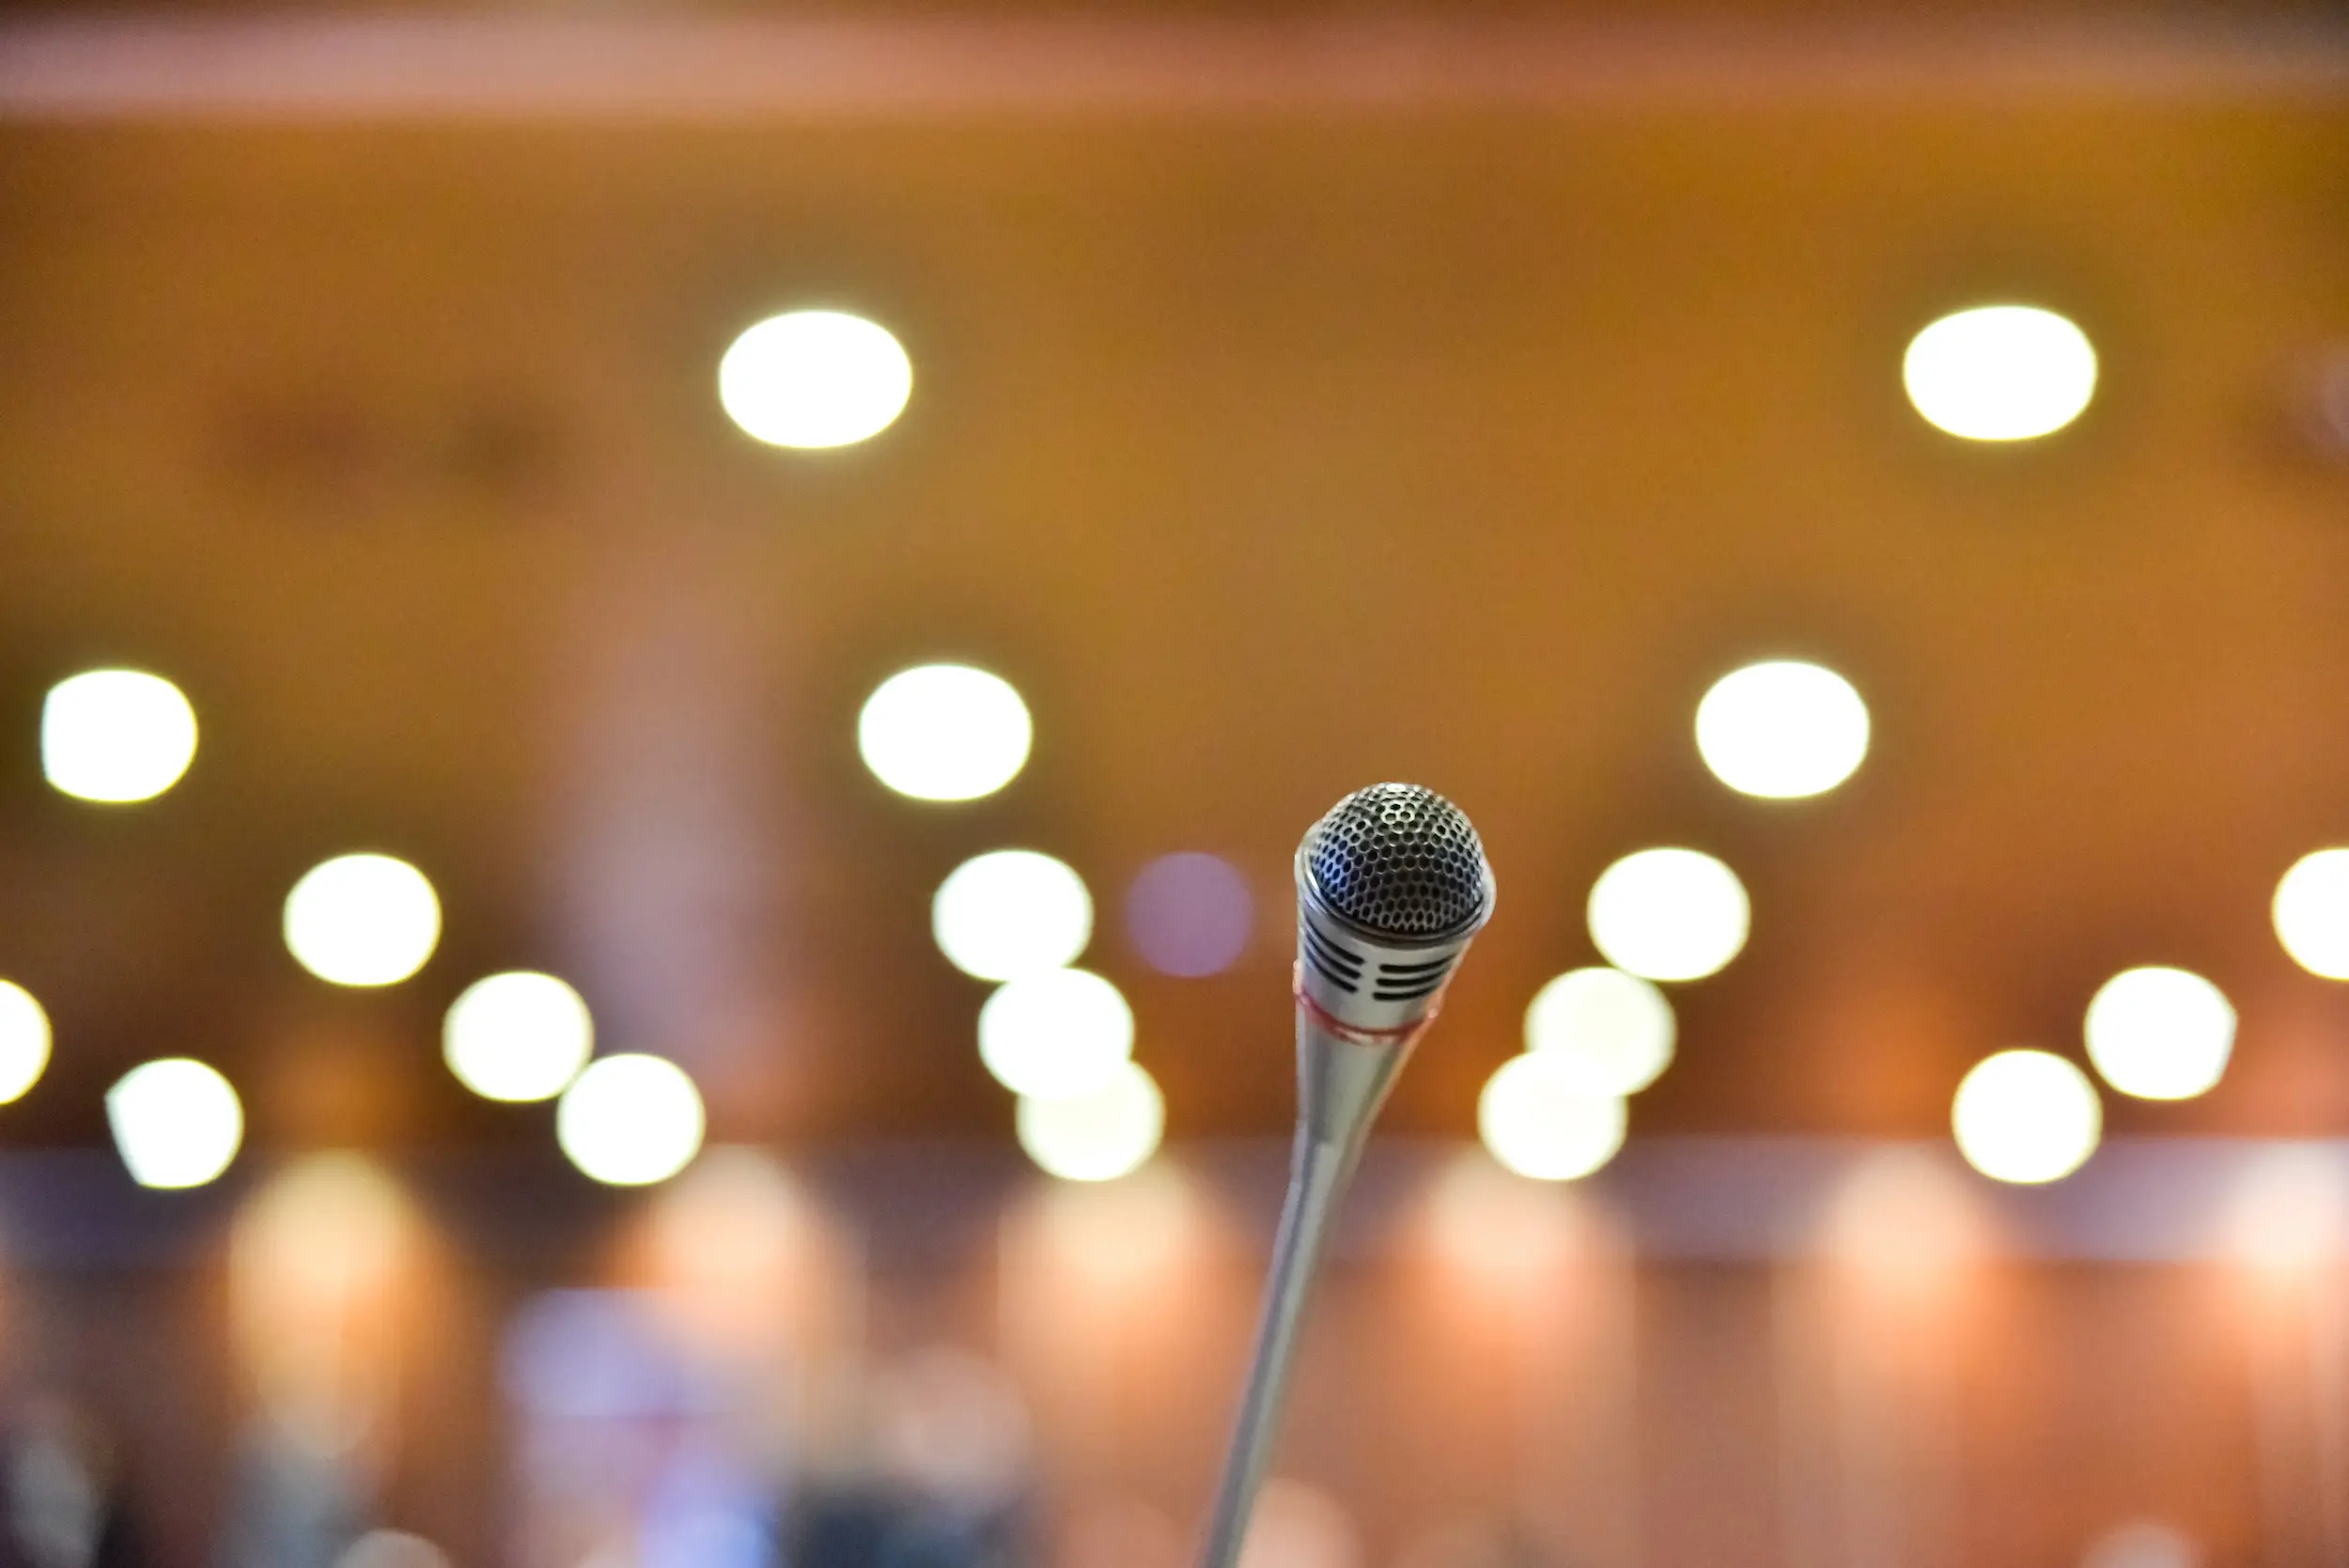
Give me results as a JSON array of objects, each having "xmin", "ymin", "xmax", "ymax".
[{"xmin": 1197, "ymin": 1013, "xmax": 1416, "ymax": 1568}]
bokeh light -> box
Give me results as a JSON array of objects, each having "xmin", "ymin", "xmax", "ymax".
[
  {"xmin": 336, "ymin": 1533, "xmax": 454, "ymax": 1568},
  {"xmin": 2080, "ymin": 1522, "xmax": 2201, "ymax": 1568},
  {"xmin": 1952, "ymin": 1049, "xmax": 2101, "ymax": 1185},
  {"xmin": 2221, "ymin": 1145, "xmax": 2348, "ymax": 1277},
  {"xmin": 1016, "ymin": 1061, "xmax": 1165, "ymax": 1182},
  {"xmin": 1237, "ymin": 1481, "xmax": 1364, "ymax": 1568},
  {"xmin": 1694, "ymin": 660, "xmax": 1870, "ymax": 800},
  {"xmin": 0, "ymin": 981, "xmax": 51, "ymax": 1104},
  {"xmin": 556, "ymin": 1054, "xmax": 707, "ymax": 1187},
  {"xmin": 106, "ymin": 1058, "xmax": 242, "ymax": 1189},
  {"xmin": 443, "ymin": 971, "xmax": 595, "ymax": 1103},
  {"xmin": 2274, "ymin": 848, "xmax": 2349, "ymax": 979},
  {"xmin": 933, "ymin": 849, "xmax": 1093, "ymax": 981},
  {"xmin": 1477, "ymin": 1053, "xmax": 1627, "ymax": 1181},
  {"xmin": 979, "ymin": 969, "xmax": 1134, "ymax": 1099},
  {"xmin": 1060, "ymin": 1495, "xmax": 1184, "ymax": 1568},
  {"xmin": 2083, "ymin": 966, "xmax": 2234, "ymax": 1100},
  {"xmin": 718, "ymin": 309, "xmax": 911, "ymax": 448},
  {"xmin": 858, "ymin": 664, "xmax": 1033, "ymax": 802},
  {"xmin": 1903, "ymin": 304, "xmax": 2097, "ymax": 441},
  {"xmin": 284, "ymin": 853, "xmax": 442, "ymax": 986},
  {"xmin": 1523, "ymin": 967, "xmax": 1675, "ymax": 1095},
  {"xmin": 1126, "ymin": 852, "xmax": 1253, "ymax": 977},
  {"xmin": 1586, "ymin": 847, "xmax": 1750, "ymax": 982},
  {"xmin": 42, "ymin": 669, "xmax": 197, "ymax": 803}
]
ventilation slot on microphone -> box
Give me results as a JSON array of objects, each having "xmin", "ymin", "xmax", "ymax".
[
  {"xmin": 1373, "ymin": 969, "xmax": 1452, "ymax": 1001},
  {"xmin": 1301, "ymin": 926, "xmax": 1363, "ymax": 993}
]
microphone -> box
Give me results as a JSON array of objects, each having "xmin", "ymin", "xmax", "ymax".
[{"xmin": 1197, "ymin": 783, "xmax": 1495, "ymax": 1568}]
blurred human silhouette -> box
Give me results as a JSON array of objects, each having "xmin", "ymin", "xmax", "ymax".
[
  {"xmin": 1392, "ymin": 1517, "xmax": 1556, "ymax": 1568},
  {"xmin": 2081, "ymin": 1520, "xmax": 2201, "ymax": 1568},
  {"xmin": 502, "ymin": 1291, "xmax": 780, "ymax": 1568},
  {"xmin": 1234, "ymin": 1483, "xmax": 1360, "ymax": 1568},
  {"xmin": 331, "ymin": 1534, "xmax": 448, "ymax": 1568},
  {"xmin": 210, "ymin": 1406, "xmax": 368, "ymax": 1568},
  {"xmin": 0, "ymin": 1397, "xmax": 146, "ymax": 1568},
  {"xmin": 789, "ymin": 1347, "xmax": 1033, "ymax": 1568}
]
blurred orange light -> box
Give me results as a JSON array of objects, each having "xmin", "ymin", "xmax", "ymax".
[
  {"xmin": 2222, "ymin": 1145, "xmax": 2347, "ymax": 1280},
  {"xmin": 1820, "ymin": 1146, "xmax": 1986, "ymax": 1303}
]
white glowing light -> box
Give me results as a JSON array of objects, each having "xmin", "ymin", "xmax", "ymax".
[
  {"xmin": 336, "ymin": 1532, "xmax": 453, "ymax": 1568},
  {"xmin": 1904, "ymin": 304, "xmax": 2097, "ymax": 442},
  {"xmin": 1523, "ymin": 967, "xmax": 1675, "ymax": 1095},
  {"xmin": 1477, "ymin": 1053, "xmax": 1626, "ymax": 1182},
  {"xmin": 443, "ymin": 971, "xmax": 594, "ymax": 1103},
  {"xmin": 1238, "ymin": 1481, "xmax": 1364, "ymax": 1568},
  {"xmin": 556, "ymin": 1054, "xmax": 706, "ymax": 1187},
  {"xmin": 933, "ymin": 850, "xmax": 1092, "ymax": 982},
  {"xmin": 2275, "ymin": 848, "xmax": 2349, "ymax": 979},
  {"xmin": 858, "ymin": 664, "xmax": 1033, "ymax": 802},
  {"xmin": 106, "ymin": 1058, "xmax": 242, "ymax": 1189},
  {"xmin": 978, "ymin": 969, "xmax": 1134, "ymax": 1100},
  {"xmin": 2082, "ymin": 1522, "xmax": 2201, "ymax": 1568},
  {"xmin": 1695, "ymin": 660, "xmax": 1870, "ymax": 800},
  {"xmin": 1017, "ymin": 1061, "xmax": 1165, "ymax": 1182},
  {"xmin": 719, "ymin": 309, "xmax": 911, "ymax": 448},
  {"xmin": 2083, "ymin": 966, "xmax": 2234, "ymax": 1101},
  {"xmin": 1586, "ymin": 847, "xmax": 1750, "ymax": 983},
  {"xmin": 0, "ymin": 982, "xmax": 50, "ymax": 1105},
  {"xmin": 2223, "ymin": 1146, "xmax": 2349, "ymax": 1275},
  {"xmin": 283, "ymin": 853, "xmax": 442, "ymax": 986},
  {"xmin": 42, "ymin": 669, "xmax": 197, "ymax": 803},
  {"xmin": 1952, "ymin": 1049, "xmax": 2101, "ymax": 1185}
]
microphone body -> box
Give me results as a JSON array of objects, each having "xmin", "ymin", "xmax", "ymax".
[{"xmin": 1197, "ymin": 785, "xmax": 1493, "ymax": 1568}]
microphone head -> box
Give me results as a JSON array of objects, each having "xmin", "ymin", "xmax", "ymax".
[
  {"xmin": 1300, "ymin": 783, "xmax": 1492, "ymax": 943},
  {"xmin": 1296, "ymin": 784, "xmax": 1494, "ymax": 1035}
]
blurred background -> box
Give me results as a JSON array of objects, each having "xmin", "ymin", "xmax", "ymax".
[{"xmin": 0, "ymin": 3, "xmax": 2347, "ymax": 1564}]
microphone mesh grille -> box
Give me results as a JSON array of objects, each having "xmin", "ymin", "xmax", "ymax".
[{"xmin": 1302, "ymin": 784, "xmax": 1488, "ymax": 940}]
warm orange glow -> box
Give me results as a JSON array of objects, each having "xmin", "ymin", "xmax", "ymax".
[
  {"xmin": 1239, "ymin": 1479, "xmax": 1364, "ymax": 1568},
  {"xmin": 1819, "ymin": 1146, "xmax": 1987, "ymax": 1311},
  {"xmin": 871, "ymin": 1346, "xmax": 1034, "ymax": 1514},
  {"xmin": 635, "ymin": 1147, "xmax": 853, "ymax": 1363},
  {"xmin": 1401, "ymin": 1150, "xmax": 1632, "ymax": 1368},
  {"xmin": 1060, "ymin": 1493, "xmax": 1185, "ymax": 1568},
  {"xmin": 996, "ymin": 1163, "xmax": 1229, "ymax": 1460},
  {"xmin": 1007, "ymin": 1162, "xmax": 1202, "ymax": 1292},
  {"xmin": 1418, "ymin": 1147, "xmax": 1588, "ymax": 1281},
  {"xmin": 229, "ymin": 1153, "xmax": 416, "ymax": 1452},
  {"xmin": 2222, "ymin": 1146, "xmax": 2347, "ymax": 1282}
]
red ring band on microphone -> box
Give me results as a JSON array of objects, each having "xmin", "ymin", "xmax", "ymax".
[{"xmin": 1293, "ymin": 962, "xmax": 1442, "ymax": 1047}]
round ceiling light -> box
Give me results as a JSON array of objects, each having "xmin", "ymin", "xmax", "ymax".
[
  {"xmin": 1523, "ymin": 967, "xmax": 1676, "ymax": 1096},
  {"xmin": 719, "ymin": 309, "xmax": 911, "ymax": 449},
  {"xmin": 1477, "ymin": 1053, "xmax": 1627, "ymax": 1182},
  {"xmin": 443, "ymin": 971, "xmax": 595, "ymax": 1103},
  {"xmin": 283, "ymin": 853, "xmax": 442, "ymax": 986},
  {"xmin": 1695, "ymin": 660, "xmax": 1870, "ymax": 800},
  {"xmin": 858, "ymin": 663, "xmax": 1033, "ymax": 803},
  {"xmin": 1952, "ymin": 1049, "xmax": 2101, "ymax": 1185},
  {"xmin": 978, "ymin": 969, "xmax": 1134, "ymax": 1101},
  {"xmin": 1903, "ymin": 303, "xmax": 2097, "ymax": 442},
  {"xmin": 106, "ymin": 1058, "xmax": 243, "ymax": 1189},
  {"xmin": 933, "ymin": 850, "xmax": 1092, "ymax": 982},
  {"xmin": 2275, "ymin": 848, "xmax": 2349, "ymax": 979},
  {"xmin": 0, "ymin": 982, "xmax": 51, "ymax": 1105},
  {"xmin": 1586, "ymin": 848, "xmax": 1750, "ymax": 983},
  {"xmin": 2083, "ymin": 966, "xmax": 2234, "ymax": 1101},
  {"xmin": 556, "ymin": 1054, "xmax": 707, "ymax": 1187},
  {"xmin": 42, "ymin": 669, "xmax": 197, "ymax": 804},
  {"xmin": 1017, "ymin": 1060, "xmax": 1165, "ymax": 1183}
]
